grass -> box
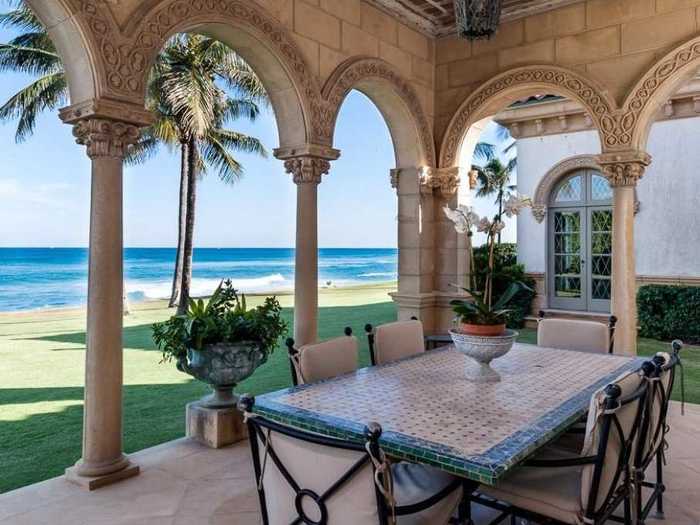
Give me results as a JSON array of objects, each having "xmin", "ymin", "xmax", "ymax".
[{"xmin": 0, "ymin": 283, "xmax": 697, "ymax": 493}]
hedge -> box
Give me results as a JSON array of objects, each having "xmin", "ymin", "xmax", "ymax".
[{"xmin": 637, "ymin": 285, "xmax": 700, "ymax": 344}]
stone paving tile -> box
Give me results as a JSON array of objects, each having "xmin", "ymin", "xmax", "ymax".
[{"xmin": 1, "ymin": 402, "xmax": 700, "ymax": 525}]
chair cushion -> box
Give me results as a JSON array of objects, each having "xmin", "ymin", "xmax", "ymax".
[
  {"xmin": 537, "ymin": 318, "xmax": 610, "ymax": 354},
  {"xmin": 375, "ymin": 320, "xmax": 425, "ymax": 366},
  {"xmin": 298, "ymin": 335, "xmax": 358, "ymax": 384},
  {"xmin": 480, "ymin": 446, "xmax": 583, "ymax": 525},
  {"xmin": 258, "ymin": 431, "xmax": 379, "ymax": 525},
  {"xmin": 393, "ymin": 462, "xmax": 462, "ymax": 525}
]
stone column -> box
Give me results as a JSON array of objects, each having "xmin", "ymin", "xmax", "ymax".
[
  {"xmin": 390, "ymin": 167, "xmax": 437, "ymax": 330},
  {"xmin": 276, "ymin": 145, "xmax": 339, "ymax": 346},
  {"xmin": 65, "ymin": 117, "xmax": 141, "ymax": 489},
  {"xmin": 598, "ymin": 151, "xmax": 651, "ymax": 355}
]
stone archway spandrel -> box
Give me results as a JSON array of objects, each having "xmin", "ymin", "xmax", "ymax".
[{"xmin": 438, "ymin": 65, "xmax": 622, "ymax": 168}]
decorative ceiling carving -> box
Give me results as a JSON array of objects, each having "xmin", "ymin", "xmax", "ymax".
[{"xmin": 367, "ymin": 0, "xmax": 584, "ymax": 37}]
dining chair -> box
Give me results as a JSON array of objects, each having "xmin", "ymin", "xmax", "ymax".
[
  {"xmin": 285, "ymin": 327, "xmax": 358, "ymax": 385},
  {"xmin": 238, "ymin": 396, "xmax": 465, "ymax": 525},
  {"xmin": 473, "ymin": 367, "xmax": 649, "ymax": 525},
  {"xmin": 364, "ymin": 319, "xmax": 425, "ymax": 366},
  {"xmin": 634, "ymin": 340, "xmax": 683, "ymax": 522},
  {"xmin": 537, "ymin": 311, "xmax": 617, "ymax": 354}
]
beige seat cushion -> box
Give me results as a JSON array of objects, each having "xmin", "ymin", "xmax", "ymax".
[
  {"xmin": 538, "ymin": 318, "xmax": 610, "ymax": 354},
  {"xmin": 481, "ymin": 446, "xmax": 584, "ymax": 525},
  {"xmin": 258, "ymin": 431, "xmax": 379, "ymax": 525},
  {"xmin": 298, "ymin": 335, "xmax": 358, "ymax": 384},
  {"xmin": 393, "ymin": 462, "xmax": 462, "ymax": 525},
  {"xmin": 374, "ymin": 320, "xmax": 425, "ymax": 365}
]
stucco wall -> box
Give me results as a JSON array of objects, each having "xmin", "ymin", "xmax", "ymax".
[
  {"xmin": 515, "ymin": 119, "xmax": 700, "ymax": 278},
  {"xmin": 515, "ymin": 130, "xmax": 601, "ymax": 272}
]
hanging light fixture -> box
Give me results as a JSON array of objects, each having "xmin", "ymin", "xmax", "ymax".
[{"xmin": 454, "ymin": 0, "xmax": 503, "ymax": 40}]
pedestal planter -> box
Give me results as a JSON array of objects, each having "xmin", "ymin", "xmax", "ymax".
[
  {"xmin": 449, "ymin": 329, "xmax": 518, "ymax": 382},
  {"xmin": 177, "ymin": 341, "xmax": 267, "ymax": 408}
]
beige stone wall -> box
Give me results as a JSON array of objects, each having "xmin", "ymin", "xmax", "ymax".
[{"xmin": 434, "ymin": 0, "xmax": 700, "ymax": 148}]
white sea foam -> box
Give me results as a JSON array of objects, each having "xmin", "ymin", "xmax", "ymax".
[
  {"xmin": 358, "ymin": 272, "xmax": 397, "ymax": 278},
  {"xmin": 125, "ymin": 273, "xmax": 290, "ymax": 300}
]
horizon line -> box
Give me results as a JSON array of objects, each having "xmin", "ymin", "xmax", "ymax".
[{"xmin": 0, "ymin": 246, "xmax": 399, "ymax": 250}]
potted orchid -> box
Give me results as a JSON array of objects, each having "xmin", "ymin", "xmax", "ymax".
[
  {"xmin": 444, "ymin": 194, "xmax": 533, "ymax": 336},
  {"xmin": 443, "ymin": 195, "xmax": 534, "ymax": 382}
]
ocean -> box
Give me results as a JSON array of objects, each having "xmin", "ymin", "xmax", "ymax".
[{"xmin": 0, "ymin": 247, "xmax": 398, "ymax": 312}]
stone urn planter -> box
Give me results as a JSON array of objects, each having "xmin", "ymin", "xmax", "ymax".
[
  {"xmin": 449, "ymin": 329, "xmax": 518, "ymax": 383},
  {"xmin": 177, "ymin": 341, "xmax": 267, "ymax": 408}
]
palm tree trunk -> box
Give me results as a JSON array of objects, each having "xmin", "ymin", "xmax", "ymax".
[
  {"xmin": 177, "ymin": 138, "xmax": 199, "ymax": 315},
  {"xmin": 497, "ymin": 189, "xmax": 504, "ymax": 244},
  {"xmin": 169, "ymin": 141, "xmax": 189, "ymax": 307}
]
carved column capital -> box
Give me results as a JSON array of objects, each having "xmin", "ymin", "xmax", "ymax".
[
  {"xmin": 283, "ymin": 157, "xmax": 331, "ymax": 184},
  {"xmin": 532, "ymin": 205, "xmax": 547, "ymax": 223},
  {"xmin": 420, "ymin": 167, "xmax": 462, "ymax": 196},
  {"xmin": 72, "ymin": 118, "xmax": 141, "ymax": 159},
  {"xmin": 597, "ymin": 151, "xmax": 651, "ymax": 187}
]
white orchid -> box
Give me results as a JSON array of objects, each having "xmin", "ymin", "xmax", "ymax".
[
  {"xmin": 443, "ymin": 205, "xmax": 480, "ymax": 234},
  {"xmin": 476, "ymin": 216, "xmax": 492, "ymax": 233},
  {"xmin": 503, "ymin": 193, "xmax": 533, "ymax": 218}
]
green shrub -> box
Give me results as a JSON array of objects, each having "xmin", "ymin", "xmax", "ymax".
[
  {"xmin": 472, "ymin": 243, "xmax": 536, "ymax": 329},
  {"xmin": 637, "ymin": 285, "xmax": 700, "ymax": 344}
]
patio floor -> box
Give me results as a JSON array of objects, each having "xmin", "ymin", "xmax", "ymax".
[{"xmin": 1, "ymin": 402, "xmax": 699, "ymax": 525}]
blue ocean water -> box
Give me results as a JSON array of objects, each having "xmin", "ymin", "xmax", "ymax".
[{"xmin": 0, "ymin": 248, "xmax": 398, "ymax": 312}]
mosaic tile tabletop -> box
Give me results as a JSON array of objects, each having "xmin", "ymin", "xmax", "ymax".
[{"xmin": 253, "ymin": 343, "xmax": 645, "ymax": 485}]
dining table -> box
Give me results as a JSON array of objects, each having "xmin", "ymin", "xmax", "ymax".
[{"xmin": 252, "ymin": 343, "xmax": 645, "ymax": 486}]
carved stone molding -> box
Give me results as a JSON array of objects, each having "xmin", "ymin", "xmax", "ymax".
[
  {"xmin": 420, "ymin": 167, "xmax": 461, "ymax": 196},
  {"xmin": 390, "ymin": 169, "xmax": 400, "ymax": 191},
  {"xmin": 531, "ymin": 205, "xmax": 547, "ymax": 223},
  {"xmin": 68, "ymin": 0, "xmax": 323, "ymax": 142},
  {"xmin": 284, "ymin": 157, "xmax": 331, "ymax": 185},
  {"xmin": 59, "ymin": 98, "xmax": 154, "ymax": 127},
  {"xmin": 439, "ymin": 66, "xmax": 618, "ymax": 168},
  {"xmin": 322, "ymin": 57, "xmax": 436, "ymax": 166},
  {"xmin": 597, "ymin": 151, "xmax": 651, "ymax": 187},
  {"xmin": 72, "ymin": 118, "xmax": 141, "ymax": 159}
]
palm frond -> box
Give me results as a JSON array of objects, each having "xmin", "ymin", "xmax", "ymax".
[
  {"xmin": 125, "ymin": 136, "xmax": 160, "ymax": 165},
  {"xmin": 220, "ymin": 98, "xmax": 261, "ymax": 123},
  {"xmin": 473, "ymin": 141, "xmax": 495, "ymax": 162},
  {"xmin": 198, "ymin": 132, "xmax": 244, "ymax": 184},
  {"xmin": 0, "ymin": 43, "xmax": 61, "ymax": 75},
  {"xmin": 209, "ymin": 128, "xmax": 267, "ymax": 158},
  {"xmin": 0, "ymin": 71, "xmax": 67, "ymax": 141},
  {"xmin": 0, "ymin": 4, "xmax": 44, "ymax": 33}
]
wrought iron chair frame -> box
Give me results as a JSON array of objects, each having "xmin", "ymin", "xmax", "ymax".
[
  {"xmin": 239, "ymin": 396, "xmax": 465, "ymax": 525},
  {"xmin": 469, "ymin": 373, "xmax": 650, "ymax": 525},
  {"xmin": 538, "ymin": 310, "xmax": 618, "ymax": 354},
  {"xmin": 285, "ymin": 327, "xmax": 353, "ymax": 386},
  {"xmin": 634, "ymin": 340, "xmax": 683, "ymax": 522}
]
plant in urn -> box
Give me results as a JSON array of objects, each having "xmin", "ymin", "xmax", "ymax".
[{"xmin": 444, "ymin": 191, "xmax": 533, "ymax": 382}]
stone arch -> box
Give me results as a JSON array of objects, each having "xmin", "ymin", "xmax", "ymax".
[
  {"xmin": 623, "ymin": 35, "xmax": 700, "ymax": 152},
  {"xmin": 439, "ymin": 65, "xmax": 620, "ymax": 168},
  {"xmin": 321, "ymin": 57, "xmax": 436, "ymax": 167},
  {"xmin": 532, "ymin": 154, "xmax": 639, "ymax": 224},
  {"xmin": 24, "ymin": 0, "xmax": 98, "ymax": 105},
  {"xmin": 78, "ymin": 0, "xmax": 323, "ymax": 147}
]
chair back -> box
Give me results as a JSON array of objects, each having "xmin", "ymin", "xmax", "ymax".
[
  {"xmin": 370, "ymin": 320, "xmax": 425, "ymax": 366},
  {"xmin": 537, "ymin": 317, "xmax": 613, "ymax": 354},
  {"xmin": 286, "ymin": 328, "xmax": 358, "ymax": 385},
  {"xmin": 239, "ymin": 397, "xmax": 389, "ymax": 525},
  {"xmin": 580, "ymin": 370, "xmax": 648, "ymax": 520},
  {"xmin": 637, "ymin": 341, "xmax": 683, "ymax": 469}
]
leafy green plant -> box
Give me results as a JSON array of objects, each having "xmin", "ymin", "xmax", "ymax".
[
  {"xmin": 152, "ymin": 280, "xmax": 287, "ymax": 362},
  {"xmin": 638, "ymin": 285, "xmax": 700, "ymax": 344},
  {"xmin": 450, "ymin": 281, "xmax": 531, "ymax": 325}
]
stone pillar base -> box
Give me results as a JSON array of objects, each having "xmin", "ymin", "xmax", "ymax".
[
  {"xmin": 390, "ymin": 292, "xmax": 438, "ymax": 334},
  {"xmin": 65, "ymin": 462, "xmax": 139, "ymax": 491},
  {"xmin": 186, "ymin": 401, "xmax": 247, "ymax": 449}
]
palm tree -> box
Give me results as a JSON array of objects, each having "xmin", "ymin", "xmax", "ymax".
[
  {"xmin": 1, "ymin": 4, "xmax": 268, "ymax": 311},
  {"xmin": 134, "ymin": 34, "xmax": 268, "ymax": 313},
  {"xmin": 0, "ymin": 3, "xmax": 66, "ymax": 141},
  {"xmin": 475, "ymin": 157, "xmax": 518, "ymax": 243}
]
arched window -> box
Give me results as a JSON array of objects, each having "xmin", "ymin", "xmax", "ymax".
[{"xmin": 548, "ymin": 169, "xmax": 612, "ymax": 312}]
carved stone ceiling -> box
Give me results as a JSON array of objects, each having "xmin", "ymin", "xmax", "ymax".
[{"xmin": 368, "ymin": 0, "xmax": 585, "ymax": 37}]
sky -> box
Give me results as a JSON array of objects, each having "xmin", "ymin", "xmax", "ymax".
[{"xmin": 0, "ymin": 25, "xmax": 512, "ymax": 249}]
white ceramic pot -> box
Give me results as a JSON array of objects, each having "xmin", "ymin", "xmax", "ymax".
[{"xmin": 449, "ymin": 329, "xmax": 518, "ymax": 383}]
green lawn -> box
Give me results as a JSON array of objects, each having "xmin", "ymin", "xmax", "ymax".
[{"xmin": 0, "ymin": 285, "xmax": 697, "ymax": 493}]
